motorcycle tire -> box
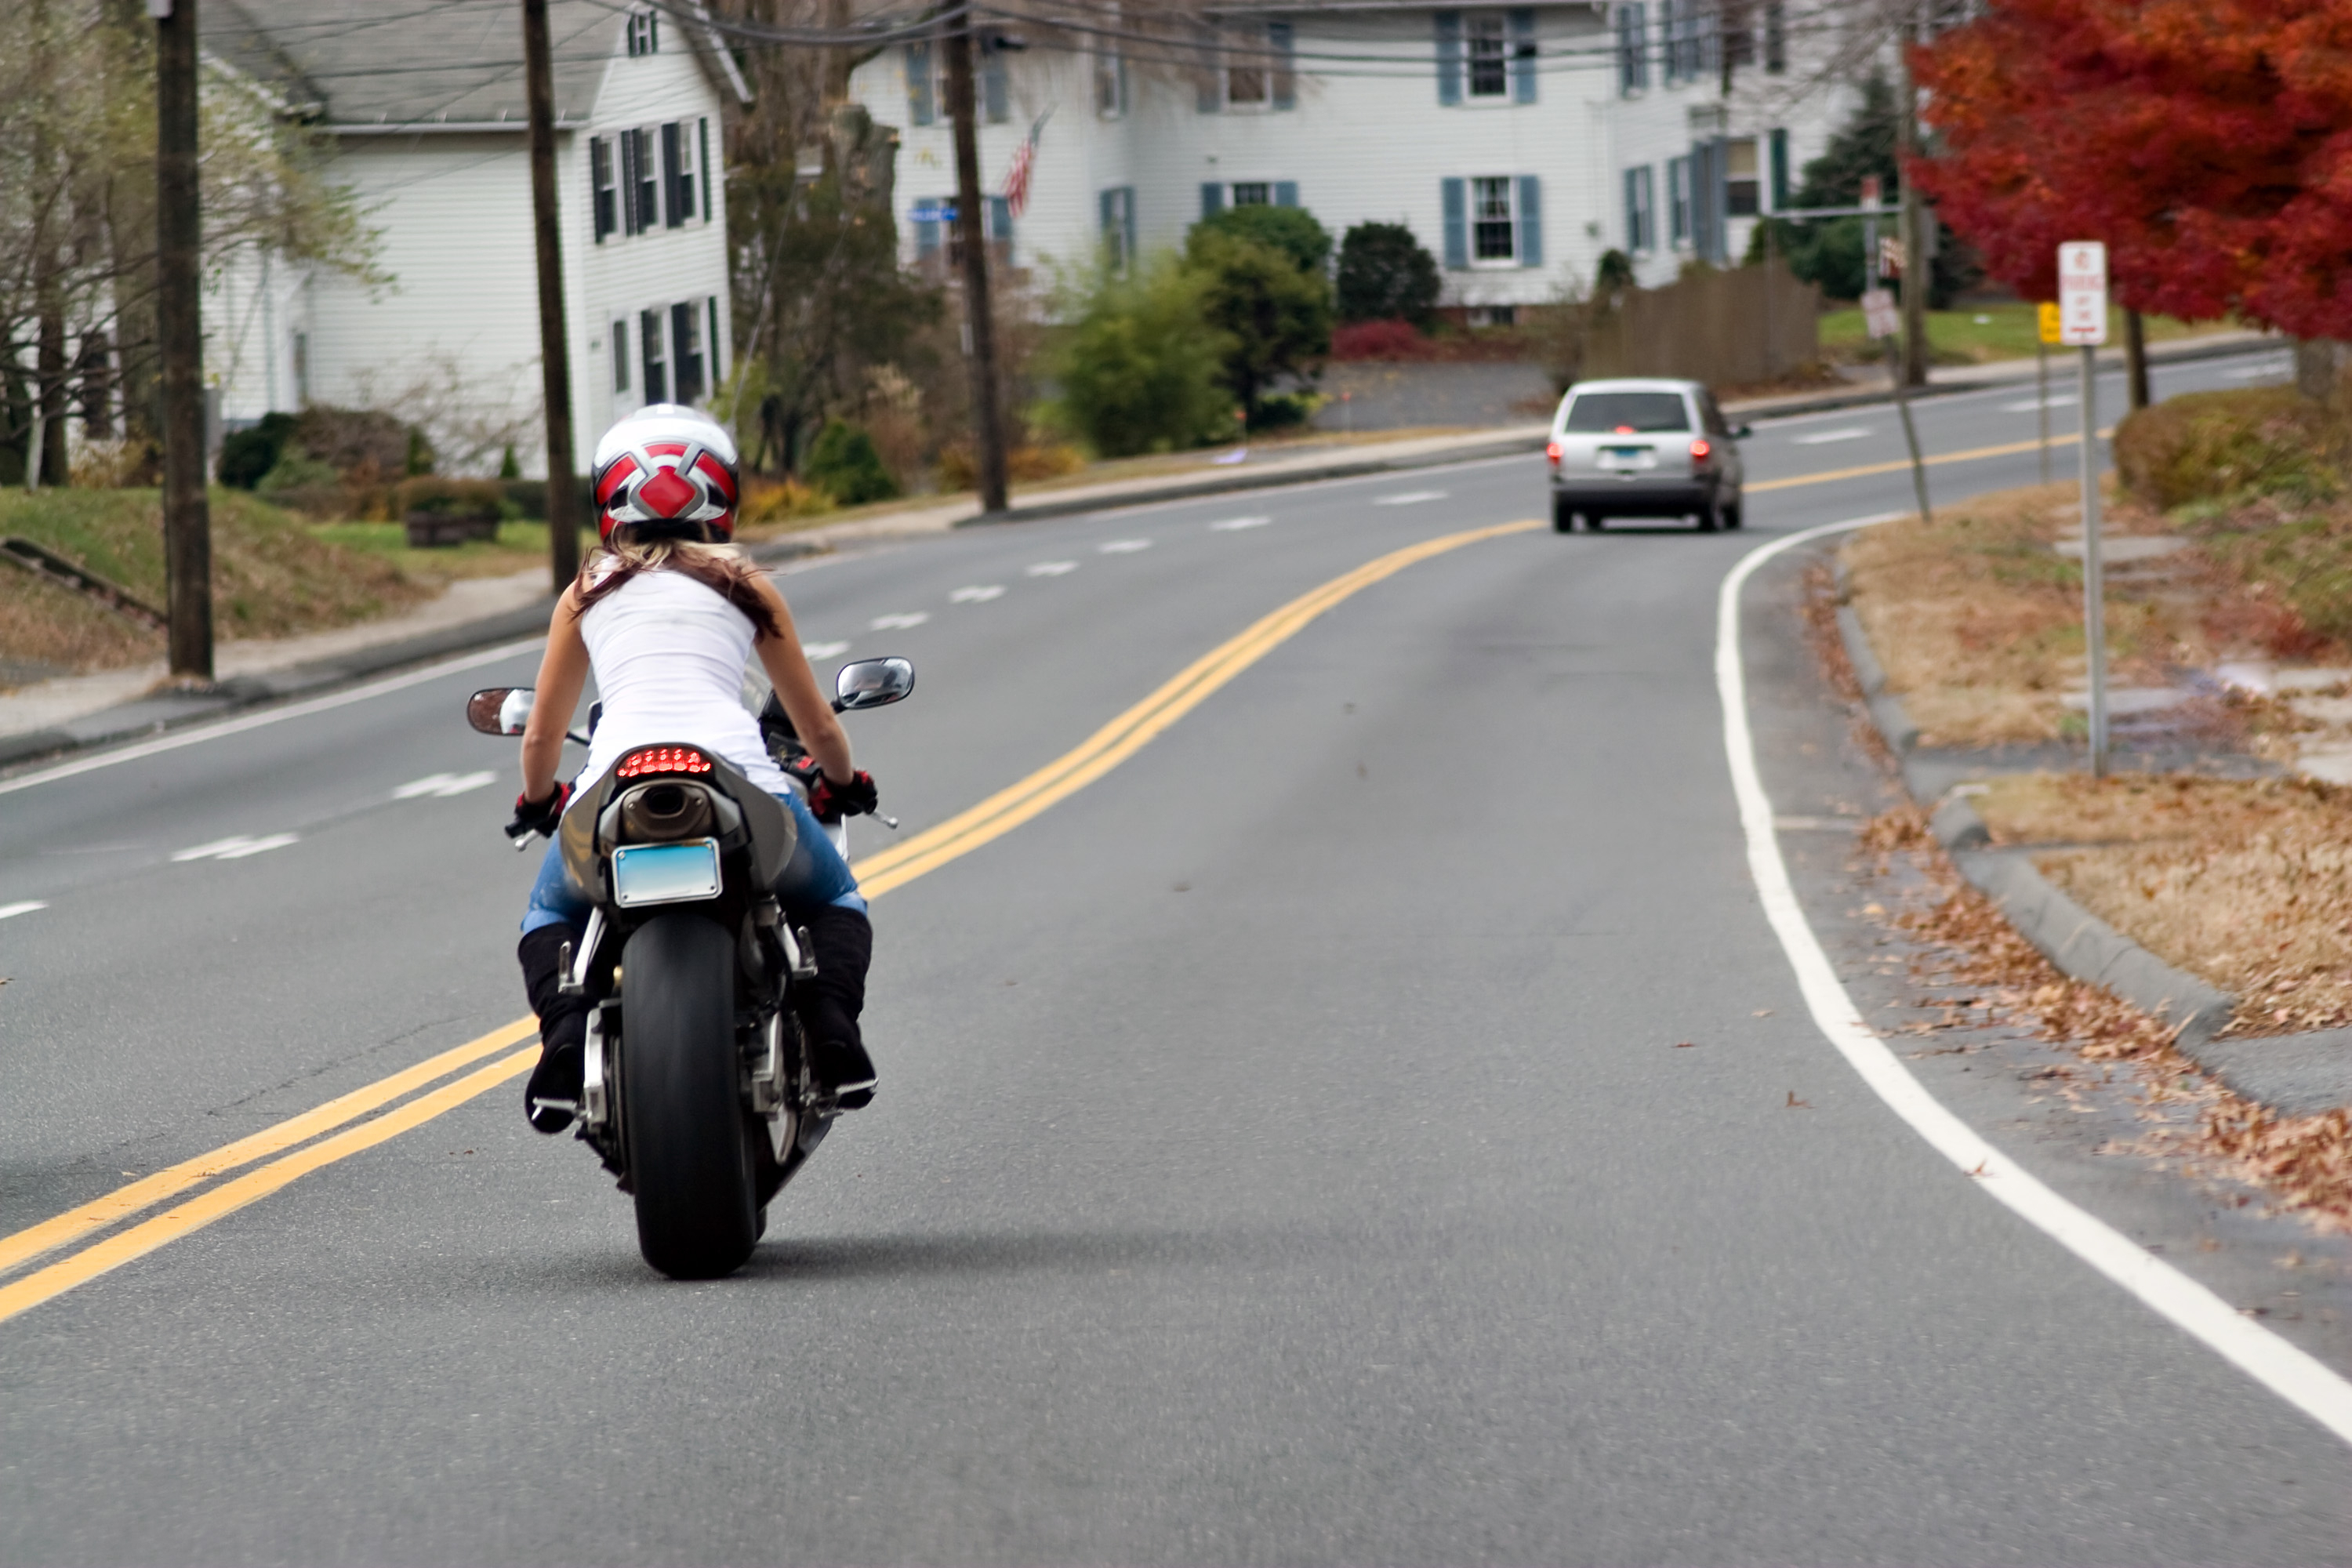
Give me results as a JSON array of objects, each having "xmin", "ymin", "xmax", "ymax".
[{"xmin": 620, "ymin": 911, "xmax": 759, "ymax": 1279}]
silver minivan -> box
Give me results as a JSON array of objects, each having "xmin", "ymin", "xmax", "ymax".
[{"xmin": 1545, "ymin": 377, "xmax": 1748, "ymax": 533}]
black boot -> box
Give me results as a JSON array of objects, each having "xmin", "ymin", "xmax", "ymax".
[
  {"xmin": 518, "ymin": 925, "xmax": 591, "ymax": 1134},
  {"xmin": 795, "ymin": 906, "xmax": 877, "ymax": 1109}
]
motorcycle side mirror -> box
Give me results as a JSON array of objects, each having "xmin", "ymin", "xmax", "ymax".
[
  {"xmin": 466, "ymin": 686, "xmax": 535, "ymax": 736},
  {"xmin": 833, "ymin": 657, "xmax": 915, "ymax": 712}
]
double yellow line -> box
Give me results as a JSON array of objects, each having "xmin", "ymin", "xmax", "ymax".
[
  {"xmin": 1746, "ymin": 429, "xmax": 2114, "ymax": 494},
  {"xmin": 0, "ymin": 517, "xmax": 1540, "ymax": 1325}
]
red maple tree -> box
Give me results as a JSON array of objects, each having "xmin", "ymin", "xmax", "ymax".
[{"xmin": 1911, "ymin": 0, "xmax": 2352, "ymax": 339}]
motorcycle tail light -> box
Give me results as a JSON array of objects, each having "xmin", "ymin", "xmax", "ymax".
[
  {"xmin": 617, "ymin": 745, "xmax": 713, "ymax": 779},
  {"xmin": 1689, "ymin": 437, "xmax": 1713, "ymax": 461}
]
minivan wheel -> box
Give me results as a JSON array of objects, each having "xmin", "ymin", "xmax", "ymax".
[
  {"xmin": 1724, "ymin": 496, "xmax": 1745, "ymax": 531},
  {"xmin": 1551, "ymin": 495, "xmax": 1575, "ymax": 533},
  {"xmin": 1697, "ymin": 495, "xmax": 1723, "ymax": 533}
]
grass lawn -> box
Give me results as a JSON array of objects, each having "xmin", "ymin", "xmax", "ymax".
[
  {"xmin": 307, "ymin": 518, "xmax": 581, "ymax": 583},
  {"xmin": 1817, "ymin": 301, "xmax": 2232, "ymax": 365}
]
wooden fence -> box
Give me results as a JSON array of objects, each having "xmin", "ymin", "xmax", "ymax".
[{"xmin": 1582, "ymin": 259, "xmax": 1821, "ymax": 388}]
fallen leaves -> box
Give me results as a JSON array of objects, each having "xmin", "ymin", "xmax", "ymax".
[{"xmin": 1786, "ymin": 1091, "xmax": 1811, "ymax": 1109}]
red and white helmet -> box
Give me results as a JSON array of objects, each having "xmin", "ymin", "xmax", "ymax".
[{"xmin": 590, "ymin": 405, "xmax": 741, "ymax": 543}]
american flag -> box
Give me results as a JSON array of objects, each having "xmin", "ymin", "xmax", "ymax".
[{"xmin": 1002, "ymin": 111, "xmax": 1051, "ymax": 219}]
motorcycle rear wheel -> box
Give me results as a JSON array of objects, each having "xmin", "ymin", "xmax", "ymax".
[{"xmin": 620, "ymin": 911, "xmax": 758, "ymax": 1279}]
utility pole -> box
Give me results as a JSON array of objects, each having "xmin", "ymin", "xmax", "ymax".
[
  {"xmin": 942, "ymin": 17, "xmax": 1009, "ymax": 515},
  {"xmin": 155, "ymin": 0, "xmax": 211, "ymax": 682},
  {"xmin": 1894, "ymin": 4, "xmax": 1929, "ymax": 390},
  {"xmin": 522, "ymin": 0, "xmax": 581, "ymax": 588}
]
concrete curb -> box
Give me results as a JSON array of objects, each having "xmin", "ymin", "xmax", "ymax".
[
  {"xmin": 1828, "ymin": 547, "xmax": 2349, "ymax": 1110},
  {"xmin": 0, "ymin": 539, "xmax": 829, "ymax": 777}
]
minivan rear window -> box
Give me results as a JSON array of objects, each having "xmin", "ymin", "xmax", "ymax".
[{"xmin": 1563, "ymin": 391, "xmax": 1690, "ymax": 433}]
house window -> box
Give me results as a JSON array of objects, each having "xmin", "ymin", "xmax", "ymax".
[
  {"xmin": 1094, "ymin": 43, "xmax": 1125, "ymax": 117},
  {"xmin": 1617, "ymin": 4, "xmax": 1648, "ymax": 93},
  {"xmin": 626, "ymin": 9, "xmax": 657, "ymax": 56},
  {"xmin": 662, "ymin": 121, "xmax": 695, "ymax": 228},
  {"xmin": 1722, "ymin": 0, "xmax": 1756, "ymax": 71},
  {"xmin": 1231, "ymin": 182, "xmax": 1272, "ymax": 207},
  {"xmin": 671, "ymin": 302, "xmax": 706, "ymax": 405},
  {"xmin": 612, "ymin": 319, "xmax": 630, "ymax": 395},
  {"xmin": 1624, "ymin": 165, "xmax": 1655, "ymax": 253},
  {"xmin": 1661, "ymin": 0, "xmax": 1705, "ymax": 79},
  {"xmin": 632, "ymin": 128, "xmax": 659, "ymax": 233},
  {"xmin": 1466, "ymin": 13, "xmax": 1509, "ymax": 97},
  {"xmin": 1668, "ymin": 155, "xmax": 1693, "ymax": 245},
  {"xmin": 1100, "ymin": 186, "xmax": 1136, "ymax": 272},
  {"xmin": 591, "ymin": 136, "xmax": 618, "ymax": 241},
  {"xmin": 639, "ymin": 308, "xmax": 667, "ymax": 405},
  {"xmin": 1212, "ymin": 20, "xmax": 1292, "ymax": 111},
  {"xmin": 1202, "ymin": 181, "xmax": 1298, "ymax": 217},
  {"xmin": 1227, "ymin": 23, "xmax": 1268, "ymax": 107},
  {"xmin": 1726, "ymin": 138, "xmax": 1759, "ymax": 217},
  {"xmin": 1471, "ymin": 176, "xmax": 1516, "ymax": 263},
  {"xmin": 1764, "ymin": 1, "xmax": 1786, "ymax": 71},
  {"xmin": 906, "ymin": 42, "xmax": 935, "ymax": 125}
]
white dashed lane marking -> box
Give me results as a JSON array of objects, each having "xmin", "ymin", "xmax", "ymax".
[
  {"xmin": 1098, "ymin": 539, "xmax": 1152, "ymax": 554},
  {"xmin": 801, "ymin": 641, "xmax": 851, "ymax": 659},
  {"xmin": 1374, "ymin": 491, "xmax": 1447, "ymax": 506},
  {"xmin": 171, "ymin": 834, "xmax": 300, "ymax": 863},
  {"xmin": 1026, "ymin": 561, "xmax": 1079, "ymax": 577},
  {"xmin": 949, "ymin": 585, "xmax": 1006, "ymax": 603},
  {"xmin": 393, "ymin": 771, "xmax": 498, "ymax": 799},
  {"xmin": 2002, "ymin": 394, "xmax": 2078, "ymax": 412},
  {"xmin": 1790, "ymin": 427, "xmax": 1874, "ymax": 446},
  {"xmin": 869, "ymin": 613, "xmax": 930, "ymax": 631},
  {"xmin": 1209, "ymin": 516, "xmax": 1271, "ymax": 532},
  {"xmin": 0, "ymin": 901, "xmax": 47, "ymax": 920}
]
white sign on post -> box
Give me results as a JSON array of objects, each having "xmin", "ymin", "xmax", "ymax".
[
  {"xmin": 1860, "ymin": 287, "xmax": 1900, "ymax": 340},
  {"xmin": 2058, "ymin": 241, "xmax": 2107, "ymax": 346}
]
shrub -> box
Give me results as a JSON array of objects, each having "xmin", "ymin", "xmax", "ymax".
[
  {"xmin": 1331, "ymin": 318, "xmax": 1430, "ymax": 361},
  {"xmin": 500, "ymin": 479, "xmax": 547, "ymax": 519},
  {"xmin": 2113, "ymin": 387, "xmax": 2339, "ymax": 510},
  {"xmin": 1044, "ymin": 254, "xmax": 1233, "ymax": 457},
  {"xmin": 803, "ymin": 421, "xmax": 899, "ymax": 505},
  {"xmin": 1193, "ymin": 204, "xmax": 1334, "ymax": 275},
  {"xmin": 1335, "ymin": 222, "xmax": 1441, "ymax": 327},
  {"xmin": 1249, "ymin": 391, "xmax": 1322, "ymax": 432},
  {"xmin": 255, "ymin": 446, "xmax": 343, "ymax": 495},
  {"xmin": 217, "ymin": 412, "xmax": 299, "ymax": 489},
  {"xmin": 290, "ymin": 406, "xmax": 412, "ymax": 484},
  {"xmin": 936, "ymin": 442, "xmax": 1084, "ymax": 491},
  {"xmin": 739, "ymin": 477, "xmax": 836, "ymax": 527},
  {"xmin": 392, "ymin": 475, "xmax": 505, "ymax": 519},
  {"xmin": 1184, "ymin": 228, "xmax": 1334, "ymax": 423}
]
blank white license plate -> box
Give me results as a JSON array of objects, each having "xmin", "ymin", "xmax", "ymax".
[{"xmin": 612, "ymin": 838, "xmax": 722, "ymax": 907}]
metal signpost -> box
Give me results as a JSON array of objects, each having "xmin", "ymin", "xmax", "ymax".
[
  {"xmin": 1860, "ymin": 283, "xmax": 1931, "ymax": 524},
  {"xmin": 2058, "ymin": 241, "xmax": 2110, "ymax": 776}
]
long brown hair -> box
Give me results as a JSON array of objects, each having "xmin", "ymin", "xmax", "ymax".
[{"xmin": 571, "ymin": 524, "xmax": 783, "ymax": 641}]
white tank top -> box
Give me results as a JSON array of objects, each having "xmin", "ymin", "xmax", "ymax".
[{"xmin": 575, "ymin": 568, "xmax": 789, "ymax": 796}]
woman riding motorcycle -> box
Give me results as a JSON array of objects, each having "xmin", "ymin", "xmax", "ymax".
[{"xmin": 508, "ymin": 405, "xmax": 879, "ymax": 1133}]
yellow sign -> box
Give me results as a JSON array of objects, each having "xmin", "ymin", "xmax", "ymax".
[{"xmin": 2037, "ymin": 301, "xmax": 2063, "ymax": 344}]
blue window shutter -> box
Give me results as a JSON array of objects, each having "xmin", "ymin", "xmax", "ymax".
[
  {"xmin": 1274, "ymin": 180, "xmax": 1298, "ymax": 209},
  {"xmin": 1099, "ymin": 187, "xmax": 1116, "ymax": 252},
  {"xmin": 707, "ymin": 297, "xmax": 722, "ymax": 384},
  {"xmin": 1124, "ymin": 191, "xmax": 1138, "ymax": 267},
  {"xmin": 982, "ymin": 49, "xmax": 1010, "ymax": 123},
  {"xmin": 1441, "ymin": 177, "xmax": 1468, "ymax": 268},
  {"xmin": 1269, "ymin": 20, "xmax": 1296, "ymax": 110},
  {"xmin": 1201, "ymin": 182, "xmax": 1225, "ymax": 218},
  {"xmin": 908, "ymin": 43, "xmax": 934, "ymax": 125},
  {"xmin": 1624, "ymin": 169, "xmax": 1640, "ymax": 252},
  {"xmin": 1517, "ymin": 175, "xmax": 1543, "ymax": 267},
  {"xmin": 1769, "ymin": 127, "xmax": 1791, "ymax": 210},
  {"xmin": 1435, "ymin": 13, "xmax": 1462, "ymax": 105},
  {"xmin": 1510, "ymin": 9, "xmax": 1537, "ymax": 103}
]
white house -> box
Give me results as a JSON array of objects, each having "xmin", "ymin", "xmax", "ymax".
[
  {"xmin": 850, "ymin": 2, "xmax": 1857, "ymax": 312},
  {"xmin": 201, "ymin": 1, "xmax": 749, "ymax": 477}
]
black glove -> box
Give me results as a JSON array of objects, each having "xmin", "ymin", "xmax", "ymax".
[
  {"xmin": 806, "ymin": 770, "xmax": 879, "ymax": 822},
  {"xmin": 506, "ymin": 782, "xmax": 572, "ymax": 840}
]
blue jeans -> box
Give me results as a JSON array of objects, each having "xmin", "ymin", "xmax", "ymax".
[{"xmin": 521, "ymin": 787, "xmax": 866, "ymax": 937}]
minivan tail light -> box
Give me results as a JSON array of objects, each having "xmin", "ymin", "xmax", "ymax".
[
  {"xmin": 1689, "ymin": 437, "xmax": 1713, "ymax": 462},
  {"xmin": 1545, "ymin": 441, "xmax": 1562, "ymax": 467}
]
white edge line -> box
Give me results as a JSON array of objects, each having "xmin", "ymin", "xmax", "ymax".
[
  {"xmin": 0, "ymin": 635, "xmax": 546, "ymax": 799},
  {"xmin": 1719, "ymin": 514, "xmax": 2352, "ymax": 1450}
]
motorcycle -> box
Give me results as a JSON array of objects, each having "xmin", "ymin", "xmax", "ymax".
[{"xmin": 465, "ymin": 655, "xmax": 914, "ymax": 1279}]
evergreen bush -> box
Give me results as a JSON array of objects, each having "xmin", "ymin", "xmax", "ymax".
[{"xmin": 804, "ymin": 421, "xmax": 900, "ymax": 505}]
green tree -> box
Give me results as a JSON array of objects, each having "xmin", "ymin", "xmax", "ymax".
[
  {"xmin": 1044, "ymin": 255, "xmax": 1232, "ymax": 457},
  {"xmin": 1192, "ymin": 204, "xmax": 1334, "ymax": 276},
  {"xmin": 1334, "ymin": 221, "xmax": 1441, "ymax": 326},
  {"xmin": 803, "ymin": 419, "xmax": 898, "ymax": 505},
  {"xmin": 1183, "ymin": 228, "xmax": 1334, "ymax": 426}
]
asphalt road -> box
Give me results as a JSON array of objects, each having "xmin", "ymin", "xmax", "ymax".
[{"xmin": 4, "ymin": 344, "xmax": 2345, "ymax": 1564}]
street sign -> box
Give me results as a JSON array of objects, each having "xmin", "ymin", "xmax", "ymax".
[
  {"xmin": 910, "ymin": 199, "xmax": 957, "ymax": 223},
  {"xmin": 1860, "ymin": 176, "xmax": 1881, "ymax": 209},
  {"xmin": 2038, "ymin": 302, "xmax": 2063, "ymax": 345},
  {"xmin": 1861, "ymin": 287, "xmax": 1900, "ymax": 340},
  {"xmin": 2058, "ymin": 241, "xmax": 2107, "ymax": 346}
]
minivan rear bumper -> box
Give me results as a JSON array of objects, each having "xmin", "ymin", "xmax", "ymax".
[{"xmin": 1548, "ymin": 477, "xmax": 1717, "ymax": 517}]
